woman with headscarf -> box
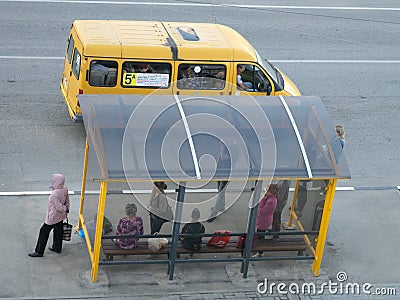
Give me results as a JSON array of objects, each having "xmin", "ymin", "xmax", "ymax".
[{"xmin": 29, "ymin": 174, "xmax": 70, "ymax": 257}]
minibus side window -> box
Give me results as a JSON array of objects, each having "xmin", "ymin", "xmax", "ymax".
[
  {"xmin": 121, "ymin": 62, "xmax": 171, "ymax": 88},
  {"xmin": 66, "ymin": 35, "xmax": 74, "ymax": 64},
  {"xmin": 71, "ymin": 49, "xmax": 81, "ymax": 80},
  {"xmin": 237, "ymin": 64, "xmax": 271, "ymax": 94},
  {"xmin": 177, "ymin": 64, "xmax": 226, "ymax": 90},
  {"xmin": 254, "ymin": 67, "xmax": 272, "ymax": 94},
  {"xmin": 89, "ymin": 60, "xmax": 118, "ymax": 87}
]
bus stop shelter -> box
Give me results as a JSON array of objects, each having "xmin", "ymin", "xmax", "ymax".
[{"xmin": 76, "ymin": 94, "xmax": 350, "ymax": 283}]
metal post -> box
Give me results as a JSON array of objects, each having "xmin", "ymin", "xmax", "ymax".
[
  {"xmin": 168, "ymin": 183, "xmax": 186, "ymax": 280},
  {"xmin": 242, "ymin": 180, "xmax": 262, "ymax": 278},
  {"xmin": 312, "ymin": 179, "xmax": 337, "ymax": 276},
  {"xmin": 78, "ymin": 137, "xmax": 89, "ymax": 228},
  {"xmin": 287, "ymin": 179, "xmax": 300, "ymax": 227},
  {"xmin": 91, "ymin": 180, "xmax": 108, "ymax": 283}
]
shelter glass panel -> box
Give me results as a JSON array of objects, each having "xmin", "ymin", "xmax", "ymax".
[
  {"xmin": 282, "ymin": 97, "xmax": 349, "ymax": 178},
  {"xmin": 79, "ymin": 95, "xmax": 350, "ymax": 182}
]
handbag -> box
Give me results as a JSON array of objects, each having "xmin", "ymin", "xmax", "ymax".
[
  {"xmin": 148, "ymin": 233, "xmax": 169, "ymax": 252},
  {"xmin": 155, "ymin": 194, "xmax": 174, "ymax": 221},
  {"xmin": 235, "ymin": 234, "xmax": 256, "ymax": 249},
  {"xmin": 63, "ymin": 218, "xmax": 73, "ymax": 241},
  {"xmin": 207, "ymin": 230, "xmax": 231, "ymax": 248},
  {"xmin": 164, "ymin": 204, "xmax": 174, "ymax": 221}
]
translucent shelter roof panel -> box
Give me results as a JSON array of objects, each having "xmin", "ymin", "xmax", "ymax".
[{"xmin": 79, "ymin": 95, "xmax": 350, "ymax": 182}]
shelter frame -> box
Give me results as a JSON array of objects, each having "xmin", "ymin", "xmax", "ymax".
[
  {"xmin": 77, "ymin": 138, "xmax": 338, "ymax": 282},
  {"xmin": 76, "ymin": 95, "xmax": 349, "ymax": 282}
]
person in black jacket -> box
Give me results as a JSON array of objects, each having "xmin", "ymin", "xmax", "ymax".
[{"xmin": 180, "ymin": 208, "xmax": 205, "ymax": 257}]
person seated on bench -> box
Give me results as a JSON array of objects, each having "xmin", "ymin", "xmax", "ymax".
[
  {"xmin": 254, "ymin": 184, "xmax": 278, "ymax": 257},
  {"xmin": 114, "ymin": 203, "xmax": 143, "ymax": 249},
  {"xmin": 86, "ymin": 213, "xmax": 113, "ymax": 243},
  {"xmin": 180, "ymin": 208, "xmax": 205, "ymax": 257}
]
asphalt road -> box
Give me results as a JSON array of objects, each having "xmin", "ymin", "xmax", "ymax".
[
  {"xmin": 0, "ymin": 1, "xmax": 400, "ymax": 299},
  {"xmin": 1, "ymin": 0, "xmax": 399, "ymax": 190}
]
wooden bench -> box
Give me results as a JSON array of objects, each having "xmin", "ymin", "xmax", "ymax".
[
  {"xmin": 101, "ymin": 240, "xmax": 169, "ymax": 261},
  {"xmin": 101, "ymin": 237, "xmax": 307, "ymax": 261},
  {"xmin": 252, "ymin": 238, "xmax": 307, "ymax": 256}
]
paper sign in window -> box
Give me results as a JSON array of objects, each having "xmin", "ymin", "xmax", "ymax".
[{"xmin": 123, "ymin": 73, "xmax": 169, "ymax": 87}]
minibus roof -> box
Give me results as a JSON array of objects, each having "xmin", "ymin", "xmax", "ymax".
[{"xmin": 73, "ymin": 20, "xmax": 257, "ymax": 61}]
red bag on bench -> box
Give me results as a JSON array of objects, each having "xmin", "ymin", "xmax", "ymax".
[{"xmin": 207, "ymin": 230, "xmax": 231, "ymax": 248}]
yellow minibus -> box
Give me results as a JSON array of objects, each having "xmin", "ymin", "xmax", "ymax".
[{"xmin": 60, "ymin": 20, "xmax": 300, "ymax": 121}]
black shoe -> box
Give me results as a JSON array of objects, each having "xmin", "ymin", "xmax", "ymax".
[
  {"xmin": 28, "ymin": 252, "xmax": 43, "ymax": 257},
  {"xmin": 207, "ymin": 217, "xmax": 216, "ymax": 223},
  {"xmin": 49, "ymin": 247, "xmax": 61, "ymax": 253}
]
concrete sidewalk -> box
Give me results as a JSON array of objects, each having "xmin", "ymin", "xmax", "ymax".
[{"xmin": 1, "ymin": 189, "xmax": 399, "ymax": 299}]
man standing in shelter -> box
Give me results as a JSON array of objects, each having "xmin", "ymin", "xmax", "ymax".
[{"xmin": 272, "ymin": 180, "xmax": 290, "ymax": 239}]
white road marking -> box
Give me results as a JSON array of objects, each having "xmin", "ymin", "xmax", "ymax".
[
  {"xmin": 230, "ymin": 4, "xmax": 400, "ymax": 11},
  {"xmin": 0, "ymin": 0, "xmax": 400, "ymax": 11},
  {"xmin": 335, "ymin": 186, "xmax": 355, "ymax": 191},
  {"xmin": 0, "ymin": 56, "xmax": 64, "ymax": 60},
  {"xmin": 272, "ymin": 60, "xmax": 400, "ymax": 64}
]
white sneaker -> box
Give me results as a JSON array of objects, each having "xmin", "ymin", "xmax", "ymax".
[
  {"xmin": 252, "ymin": 253, "xmax": 263, "ymax": 258},
  {"xmin": 146, "ymin": 254, "xmax": 157, "ymax": 259}
]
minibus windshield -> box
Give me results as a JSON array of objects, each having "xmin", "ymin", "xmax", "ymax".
[{"xmin": 255, "ymin": 50, "xmax": 278, "ymax": 83}]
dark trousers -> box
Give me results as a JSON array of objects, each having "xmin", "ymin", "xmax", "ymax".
[
  {"xmin": 150, "ymin": 214, "xmax": 165, "ymax": 234},
  {"xmin": 35, "ymin": 221, "xmax": 63, "ymax": 254},
  {"xmin": 272, "ymin": 211, "xmax": 282, "ymax": 238},
  {"xmin": 210, "ymin": 180, "xmax": 228, "ymax": 217},
  {"xmin": 256, "ymin": 229, "xmax": 266, "ymax": 254}
]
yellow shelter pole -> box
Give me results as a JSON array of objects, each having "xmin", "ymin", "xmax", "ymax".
[
  {"xmin": 312, "ymin": 178, "xmax": 337, "ymax": 276},
  {"xmin": 287, "ymin": 180, "xmax": 300, "ymax": 227},
  {"xmin": 78, "ymin": 137, "xmax": 89, "ymax": 228},
  {"xmin": 91, "ymin": 180, "xmax": 108, "ymax": 283},
  {"xmin": 289, "ymin": 209, "xmax": 316, "ymax": 256}
]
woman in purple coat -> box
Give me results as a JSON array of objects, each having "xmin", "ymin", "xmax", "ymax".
[
  {"xmin": 114, "ymin": 203, "xmax": 144, "ymax": 249},
  {"xmin": 254, "ymin": 184, "xmax": 278, "ymax": 257},
  {"xmin": 29, "ymin": 174, "xmax": 70, "ymax": 257}
]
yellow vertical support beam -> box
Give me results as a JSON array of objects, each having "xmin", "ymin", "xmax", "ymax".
[
  {"xmin": 312, "ymin": 178, "xmax": 337, "ymax": 276},
  {"xmin": 78, "ymin": 214, "xmax": 94, "ymax": 262},
  {"xmin": 78, "ymin": 137, "xmax": 89, "ymax": 228},
  {"xmin": 287, "ymin": 180, "xmax": 300, "ymax": 227},
  {"xmin": 91, "ymin": 180, "xmax": 108, "ymax": 283}
]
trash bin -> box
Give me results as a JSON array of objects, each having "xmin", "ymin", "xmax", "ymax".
[{"xmin": 295, "ymin": 180, "xmax": 327, "ymax": 232}]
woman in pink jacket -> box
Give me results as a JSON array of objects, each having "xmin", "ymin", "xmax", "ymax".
[
  {"xmin": 29, "ymin": 174, "xmax": 70, "ymax": 257},
  {"xmin": 254, "ymin": 184, "xmax": 278, "ymax": 257}
]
